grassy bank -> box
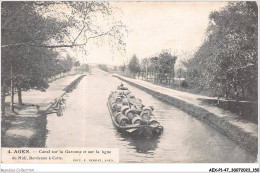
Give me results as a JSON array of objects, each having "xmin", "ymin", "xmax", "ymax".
[
  {"xmin": 1, "ymin": 106, "xmax": 47, "ymax": 147},
  {"xmin": 199, "ymin": 98, "xmax": 257, "ymax": 124}
]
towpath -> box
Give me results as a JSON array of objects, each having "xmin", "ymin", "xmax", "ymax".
[
  {"xmin": 113, "ymin": 73, "xmax": 258, "ymax": 155},
  {"xmin": 2, "ymin": 74, "xmax": 82, "ymax": 147}
]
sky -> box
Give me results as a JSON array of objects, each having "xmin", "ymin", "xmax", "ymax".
[{"xmin": 69, "ymin": 2, "xmax": 228, "ymax": 66}]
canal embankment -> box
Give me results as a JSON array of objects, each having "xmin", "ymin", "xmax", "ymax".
[
  {"xmin": 113, "ymin": 74, "xmax": 258, "ymax": 156},
  {"xmin": 2, "ymin": 74, "xmax": 86, "ymax": 147}
]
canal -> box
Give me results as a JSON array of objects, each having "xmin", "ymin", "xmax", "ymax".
[{"xmin": 45, "ymin": 68, "xmax": 256, "ymax": 163}]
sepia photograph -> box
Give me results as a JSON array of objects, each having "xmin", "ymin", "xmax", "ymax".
[{"xmin": 1, "ymin": 0, "xmax": 258, "ymax": 171}]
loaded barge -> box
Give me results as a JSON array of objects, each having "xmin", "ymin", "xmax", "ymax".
[{"xmin": 107, "ymin": 84, "xmax": 163, "ymax": 138}]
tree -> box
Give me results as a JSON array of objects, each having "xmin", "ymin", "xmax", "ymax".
[
  {"xmin": 1, "ymin": 3, "xmax": 54, "ymax": 110},
  {"xmin": 120, "ymin": 64, "xmax": 126, "ymax": 74},
  {"xmin": 184, "ymin": 2, "xmax": 257, "ymax": 101},
  {"xmin": 158, "ymin": 50, "xmax": 177, "ymax": 84},
  {"xmin": 128, "ymin": 55, "xmax": 140, "ymax": 78},
  {"xmin": 74, "ymin": 61, "xmax": 80, "ymax": 73},
  {"xmin": 78, "ymin": 64, "xmax": 90, "ymax": 73},
  {"xmin": 1, "ymin": 2, "xmax": 71, "ymax": 111},
  {"xmin": 140, "ymin": 50, "xmax": 177, "ymax": 84},
  {"xmin": 1, "ymin": 2, "xmax": 127, "ymax": 115},
  {"xmin": 1, "ymin": 2, "xmax": 127, "ymax": 50},
  {"xmin": 98, "ymin": 64, "xmax": 109, "ymax": 72},
  {"xmin": 208, "ymin": 2, "xmax": 257, "ymax": 101},
  {"xmin": 13, "ymin": 48, "xmax": 60, "ymax": 105},
  {"xmin": 140, "ymin": 58, "xmax": 150, "ymax": 79}
]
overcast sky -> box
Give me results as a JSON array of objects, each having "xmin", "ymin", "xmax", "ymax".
[{"xmin": 77, "ymin": 2, "xmax": 227, "ymax": 66}]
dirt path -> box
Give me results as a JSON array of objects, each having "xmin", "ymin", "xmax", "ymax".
[{"xmin": 2, "ymin": 74, "xmax": 82, "ymax": 147}]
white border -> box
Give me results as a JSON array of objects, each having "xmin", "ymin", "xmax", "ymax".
[
  {"xmin": 1, "ymin": 0, "xmax": 259, "ymax": 172},
  {"xmin": 1, "ymin": 163, "xmax": 259, "ymax": 172}
]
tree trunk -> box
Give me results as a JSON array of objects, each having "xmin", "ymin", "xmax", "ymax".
[
  {"xmin": 18, "ymin": 87, "xmax": 22, "ymax": 105},
  {"xmin": 234, "ymin": 85, "xmax": 239, "ymax": 103},
  {"xmin": 169, "ymin": 73, "xmax": 171, "ymax": 85},
  {"xmin": 145, "ymin": 62, "xmax": 148, "ymax": 79},
  {"xmin": 241, "ymin": 86, "xmax": 246, "ymax": 99},
  {"xmin": 214, "ymin": 84, "xmax": 220, "ymax": 105},
  {"xmin": 10, "ymin": 66, "xmax": 14, "ymax": 112},
  {"xmin": 10, "ymin": 85, "xmax": 14, "ymax": 112},
  {"xmin": 1, "ymin": 82, "xmax": 6, "ymax": 118}
]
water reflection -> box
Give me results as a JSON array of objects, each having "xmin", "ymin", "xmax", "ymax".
[{"xmin": 116, "ymin": 131, "xmax": 160, "ymax": 154}]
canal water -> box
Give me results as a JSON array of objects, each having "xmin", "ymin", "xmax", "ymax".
[{"xmin": 45, "ymin": 68, "xmax": 256, "ymax": 163}]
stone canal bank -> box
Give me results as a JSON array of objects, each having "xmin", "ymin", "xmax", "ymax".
[
  {"xmin": 2, "ymin": 74, "xmax": 85, "ymax": 147},
  {"xmin": 113, "ymin": 74, "xmax": 258, "ymax": 156}
]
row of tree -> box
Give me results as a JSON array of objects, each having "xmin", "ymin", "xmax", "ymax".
[
  {"xmin": 2, "ymin": 45, "xmax": 79, "ymax": 112},
  {"xmin": 77, "ymin": 64, "xmax": 90, "ymax": 73},
  {"xmin": 140, "ymin": 50, "xmax": 177, "ymax": 84},
  {"xmin": 1, "ymin": 2, "xmax": 74, "ymax": 114},
  {"xmin": 1, "ymin": 1, "xmax": 127, "ymax": 116},
  {"xmin": 183, "ymin": 2, "xmax": 257, "ymax": 101},
  {"xmin": 119, "ymin": 50, "xmax": 177, "ymax": 84},
  {"xmin": 98, "ymin": 64, "xmax": 109, "ymax": 72}
]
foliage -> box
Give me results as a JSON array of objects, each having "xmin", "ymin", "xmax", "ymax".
[
  {"xmin": 2, "ymin": 2, "xmax": 68, "ymax": 48},
  {"xmin": 184, "ymin": 2, "xmax": 257, "ymax": 101},
  {"xmin": 78, "ymin": 64, "xmax": 90, "ymax": 72},
  {"xmin": 140, "ymin": 50, "xmax": 177, "ymax": 84},
  {"xmin": 128, "ymin": 55, "xmax": 141, "ymax": 77},
  {"xmin": 1, "ymin": 1, "xmax": 127, "ymax": 109},
  {"xmin": 120, "ymin": 64, "xmax": 126, "ymax": 74},
  {"xmin": 158, "ymin": 50, "xmax": 177, "ymax": 74},
  {"xmin": 98, "ymin": 64, "xmax": 109, "ymax": 72},
  {"xmin": 181, "ymin": 80, "xmax": 188, "ymax": 88},
  {"xmin": 2, "ymin": 2, "xmax": 128, "ymax": 51},
  {"xmin": 73, "ymin": 61, "xmax": 81, "ymax": 67}
]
